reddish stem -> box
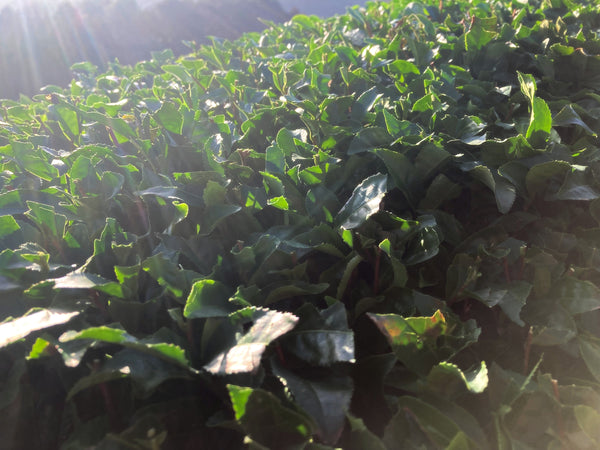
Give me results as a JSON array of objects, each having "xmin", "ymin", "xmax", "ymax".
[
  {"xmin": 134, "ymin": 198, "xmax": 150, "ymax": 233},
  {"xmin": 106, "ymin": 126, "xmax": 122, "ymax": 151},
  {"xmin": 504, "ymin": 103, "xmax": 516, "ymax": 122},
  {"xmin": 92, "ymin": 360, "xmax": 120, "ymax": 431},
  {"xmin": 275, "ymin": 343, "xmax": 286, "ymax": 366}
]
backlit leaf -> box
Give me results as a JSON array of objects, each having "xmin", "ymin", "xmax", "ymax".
[
  {"xmin": 0, "ymin": 309, "xmax": 79, "ymax": 348},
  {"xmin": 204, "ymin": 309, "xmax": 297, "ymax": 375}
]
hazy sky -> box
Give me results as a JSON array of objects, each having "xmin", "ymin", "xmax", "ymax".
[
  {"xmin": 278, "ymin": 0, "xmax": 370, "ymax": 17},
  {"xmin": 0, "ymin": 0, "xmax": 371, "ymax": 17}
]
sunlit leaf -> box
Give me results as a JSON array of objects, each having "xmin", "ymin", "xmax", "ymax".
[
  {"xmin": 59, "ymin": 326, "xmax": 190, "ymax": 367},
  {"xmin": 1, "ymin": 309, "xmax": 79, "ymax": 348},
  {"xmin": 335, "ymin": 173, "xmax": 387, "ymax": 229},
  {"xmin": 204, "ymin": 309, "xmax": 297, "ymax": 375}
]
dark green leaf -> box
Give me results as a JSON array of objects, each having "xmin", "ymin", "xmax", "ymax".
[
  {"xmin": 228, "ymin": 385, "xmax": 315, "ymax": 448},
  {"xmin": 579, "ymin": 335, "xmax": 600, "ymax": 384},
  {"xmin": 335, "ymin": 173, "xmax": 388, "ymax": 229},
  {"xmin": 282, "ymin": 303, "xmax": 355, "ymax": 366},
  {"xmin": 470, "ymin": 281, "xmax": 532, "ymax": 326},
  {"xmin": 273, "ymin": 361, "xmax": 353, "ymax": 444},
  {"xmin": 386, "ymin": 396, "xmax": 477, "ymax": 448},
  {"xmin": 348, "ymin": 127, "xmax": 391, "ymax": 155},
  {"xmin": 556, "ymin": 277, "xmax": 600, "ymax": 315},
  {"xmin": 553, "ymin": 105, "xmax": 597, "ymax": 137},
  {"xmin": 574, "ymin": 405, "xmax": 600, "ymax": 445}
]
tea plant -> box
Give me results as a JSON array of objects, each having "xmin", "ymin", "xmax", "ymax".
[{"xmin": 1, "ymin": 0, "xmax": 600, "ymax": 448}]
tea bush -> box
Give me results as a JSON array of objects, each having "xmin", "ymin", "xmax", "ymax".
[{"xmin": 1, "ymin": 0, "xmax": 600, "ymax": 448}]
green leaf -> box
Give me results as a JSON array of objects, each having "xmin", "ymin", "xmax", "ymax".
[
  {"xmin": 387, "ymin": 59, "xmax": 419, "ymax": 76},
  {"xmin": 68, "ymin": 349, "xmax": 193, "ymax": 400},
  {"xmin": 26, "ymin": 201, "xmax": 66, "ymax": 239},
  {"xmin": 99, "ymin": 171, "xmax": 124, "ymax": 200},
  {"xmin": 469, "ymin": 166, "xmax": 516, "ymax": 214},
  {"xmin": 530, "ymin": 306, "xmax": 577, "ymax": 347},
  {"xmin": 59, "ymin": 326, "xmax": 190, "ymax": 367},
  {"xmin": 412, "ymin": 93, "xmax": 436, "ymax": 113},
  {"xmin": 203, "ymin": 309, "xmax": 297, "ymax": 375},
  {"xmin": 403, "ymin": 224, "xmax": 440, "ymax": 266},
  {"xmin": 374, "ymin": 149, "xmax": 415, "ymax": 204},
  {"xmin": 470, "ymin": 281, "xmax": 532, "ymax": 326},
  {"xmin": 27, "ymin": 337, "xmax": 52, "ymax": 360},
  {"xmin": 0, "ymin": 360, "xmax": 26, "ymax": 410},
  {"xmin": 155, "ymin": 101, "xmax": 184, "ymax": 134},
  {"xmin": 0, "ymin": 215, "xmax": 20, "ymax": 239},
  {"xmin": 526, "ymin": 97, "xmax": 552, "ymax": 143},
  {"xmin": 266, "ymin": 144, "xmax": 286, "ymax": 174},
  {"xmin": 447, "ymin": 432, "xmax": 478, "ymax": 450},
  {"xmin": 335, "ymin": 173, "xmax": 388, "ymax": 229},
  {"xmin": 465, "ymin": 16, "xmax": 497, "ymax": 52},
  {"xmin": 228, "ymin": 385, "xmax": 315, "ymax": 448},
  {"xmin": 348, "ymin": 127, "xmax": 391, "ymax": 155},
  {"xmin": 85, "ymin": 111, "xmax": 137, "ymax": 141},
  {"xmin": 282, "ymin": 303, "xmax": 355, "ymax": 366},
  {"xmin": 426, "ymin": 361, "xmax": 488, "ymax": 395},
  {"xmin": 142, "ymin": 253, "xmax": 200, "ymax": 299},
  {"xmin": 351, "ymin": 86, "xmax": 382, "ymax": 121},
  {"xmin": 579, "ymin": 335, "xmax": 600, "ymax": 384},
  {"xmin": 273, "ymin": 361, "xmax": 353, "ymax": 444},
  {"xmin": 345, "ymin": 414, "xmax": 386, "ymax": 450},
  {"xmin": 556, "ymin": 277, "xmax": 600, "ymax": 315},
  {"xmin": 553, "ymin": 168, "xmax": 600, "ymax": 201},
  {"xmin": 0, "ymin": 309, "xmax": 79, "ymax": 348},
  {"xmin": 52, "ymin": 270, "xmax": 114, "ymax": 290},
  {"xmin": 526, "ymin": 160, "xmax": 570, "ymax": 198},
  {"xmin": 275, "ymin": 127, "xmax": 297, "ymax": 153},
  {"xmin": 386, "ymin": 397, "xmax": 475, "ymax": 448},
  {"xmin": 517, "ymin": 72, "xmax": 552, "ymax": 144},
  {"xmin": 574, "ymin": 405, "xmax": 600, "ymax": 444},
  {"xmin": 18, "ymin": 153, "xmax": 59, "ymax": 181},
  {"xmin": 553, "ymin": 105, "xmax": 597, "ymax": 137},
  {"xmin": 517, "ymin": 71, "xmax": 537, "ymax": 104},
  {"xmin": 263, "ymin": 281, "xmax": 329, "ymax": 306},
  {"xmin": 184, "ymin": 279, "xmax": 237, "ymax": 318},
  {"xmin": 368, "ymin": 310, "xmax": 448, "ymax": 374},
  {"xmin": 53, "ymin": 104, "xmax": 80, "ymax": 137}
]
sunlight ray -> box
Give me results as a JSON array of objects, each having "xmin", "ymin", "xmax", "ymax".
[{"xmin": 16, "ymin": 1, "xmax": 42, "ymax": 92}]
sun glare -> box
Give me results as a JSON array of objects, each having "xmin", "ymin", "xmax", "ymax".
[{"xmin": 4, "ymin": 0, "xmax": 106, "ymax": 95}]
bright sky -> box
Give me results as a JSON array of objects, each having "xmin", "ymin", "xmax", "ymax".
[{"xmin": 0, "ymin": 0, "xmax": 371, "ymax": 15}]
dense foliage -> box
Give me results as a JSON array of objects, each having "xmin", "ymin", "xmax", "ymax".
[
  {"xmin": 0, "ymin": 0, "xmax": 289, "ymax": 99},
  {"xmin": 1, "ymin": 0, "xmax": 600, "ymax": 448}
]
